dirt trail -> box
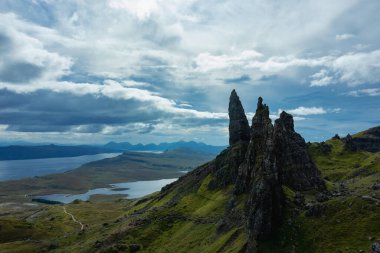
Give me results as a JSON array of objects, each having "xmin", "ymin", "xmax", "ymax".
[{"xmin": 63, "ymin": 206, "xmax": 84, "ymax": 230}]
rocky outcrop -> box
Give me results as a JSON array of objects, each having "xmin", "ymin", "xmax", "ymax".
[
  {"xmin": 229, "ymin": 89, "xmax": 250, "ymax": 145},
  {"xmin": 274, "ymin": 111, "xmax": 325, "ymax": 191},
  {"xmin": 161, "ymin": 91, "xmax": 325, "ymax": 252},
  {"xmin": 343, "ymin": 134, "xmax": 357, "ymax": 151},
  {"xmin": 231, "ymin": 95, "xmax": 324, "ymax": 250},
  {"xmin": 350, "ymin": 126, "xmax": 380, "ymax": 152},
  {"xmin": 208, "ymin": 141, "xmax": 248, "ymax": 189},
  {"xmin": 332, "ymin": 134, "xmax": 340, "ymax": 140}
]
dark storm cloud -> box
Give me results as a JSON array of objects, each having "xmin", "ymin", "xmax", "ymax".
[
  {"xmin": 0, "ymin": 89, "xmax": 226, "ymax": 134},
  {"xmin": 0, "ymin": 62, "xmax": 43, "ymax": 83},
  {"xmin": 6, "ymin": 125, "xmax": 72, "ymax": 132},
  {"xmin": 224, "ymin": 75, "xmax": 251, "ymax": 84},
  {"xmin": 137, "ymin": 124, "xmax": 155, "ymax": 134},
  {"xmin": 129, "ymin": 55, "xmax": 175, "ymax": 91}
]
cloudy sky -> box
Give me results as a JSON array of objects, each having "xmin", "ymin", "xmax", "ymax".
[{"xmin": 0, "ymin": 0, "xmax": 379, "ymax": 145}]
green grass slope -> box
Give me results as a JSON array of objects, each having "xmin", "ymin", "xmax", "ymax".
[{"xmin": 1, "ymin": 132, "xmax": 380, "ymax": 252}]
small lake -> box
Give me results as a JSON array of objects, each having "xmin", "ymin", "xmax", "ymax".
[
  {"xmin": 36, "ymin": 178, "xmax": 177, "ymax": 204},
  {"xmin": 0, "ymin": 153, "xmax": 121, "ymax": 181}
]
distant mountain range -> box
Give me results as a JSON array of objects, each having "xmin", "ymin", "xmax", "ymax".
[
  {"xmin": 103, "ymin": 141, "xmax": 226, "ymax": 154},
  {"xmin": 0, "ymin": 141, "xmax": 226, "ymax": 160},
  {"xmin": 0, "ymin": 144, "xmax": 114, "ymax": 161}
]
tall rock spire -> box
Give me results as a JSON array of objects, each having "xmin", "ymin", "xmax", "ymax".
[
  {"xmin": 235, "ymin": 97, "xmax": 283, "ymax": 249},
  {"xmin": 228, "ymin": 89, "xmax": 250, "ymax": 145}
]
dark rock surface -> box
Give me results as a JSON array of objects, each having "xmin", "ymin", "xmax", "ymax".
[
  {"xmin": 208, "ymin": 142, "xmax": 248, "ymax": 189},
  {"xmin": 316, "ymin": 192, "xmax": 330, "ymax": 202},
  {"xmin": 245, "ymin": 98, "xmax": 283, "ymax": 240},
  {"xmin": 351, "ymin": 126, "xmax": 380, "ymax": 152},
  {"xmin": 317, "ymin": 141, "xmax": 332, "ymax": 154},
  {"xmin": 332, "ymin": 134, "xmax": 340, "ymax": 140},
  {"xmin": 294, "ymin": 192, "xmax": 305, "ymax": 206},
  {"xmin": 274, "ymin": 111, "xmax": 325, "ymax": 191},
  {"xmin": 372, "ymin": 182, "xmax": 380, "ymax": 190},
  {"xmin": 228, "ymin": 89, "xmax": 251, "ymax": 145},
  {"xmin": 343, "ymin": 134, "xmax": 357, "ymax": 151},
  {"xmin": 305, "ymin": 203, "xmax": 325, "ymax": 217}
]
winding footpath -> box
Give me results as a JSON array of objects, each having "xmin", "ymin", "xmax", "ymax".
[{"xmin": 63, "ymin": 206, "xmax": 84, "ymax": 231}]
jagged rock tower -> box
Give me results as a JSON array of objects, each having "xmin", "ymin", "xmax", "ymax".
[
  {"xmin": 161, "ymin": 90, "xmax": 325, "ymax": 252},
  {"xmin": 229, "ymin": 89, "xmax": 251, "ymax": 145},
  {"xmin": 228, "ymin": 90, "xmax": 324, "ymax": 251}
]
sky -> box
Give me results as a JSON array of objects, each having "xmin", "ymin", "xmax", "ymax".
[{"xmin": 0, "ymin": 0, "xmax": 379, "ymax": 145}]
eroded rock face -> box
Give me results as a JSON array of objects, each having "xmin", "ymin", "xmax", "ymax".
[
  {"xmin": 237, "ymin": 97, "xmax": 283, "ymax": 248},
  {"xmin": 229, "ymin": 89, "xmax": 251, "ymax": 145},
  {"xmin": 274, "ymin": 111, "xmax": 325, "ymax": 191},
  {"xmin": 349, "ymin": 126, "xmax": 380, "ymax": 152},
  {"xmin": 232, "ymin": 95, "xmax": 324, "ymax": 248},
  {"xmin": 343, "ymin": 134, "xmax": 357, "ymax": 151}
]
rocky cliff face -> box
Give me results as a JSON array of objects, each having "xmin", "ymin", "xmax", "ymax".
[{"xmin": 343, "ymin": 126, "xmax": 380, "ymax": 152}]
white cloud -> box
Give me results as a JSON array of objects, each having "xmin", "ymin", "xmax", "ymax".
[
  {"xmin": 276, "ymin": 107, "xmax": 341, "ymax": 118},
  {"xmin": 108, "ymin": 0, "xmax": 159, "ymax": 20},
  {"xmin": 330, "ymin": 50, "xmax": 380, "ymax": 86},
  {"xmin": 310, "ymin": 69, "xmax": 335, "ymax": 86},
  {"xmin": 280, "ymin": 107, "xmax": 327, "ymax": 116},
  {"xmin": 329, "ymin": 108, "xmax": 342, "ymax": 113},
  {"xmin": 193, "ymin": 50, "xmax": 263, "ymax": 72},
  {"xmin": 335, "ymin": 33, "xmax": 355, "ymax": 41},
  {"xmin": 0, "ymin": 0, "xmax": 379, "ymax": 144},
  {"xmin": 309, "ymin": 50, "xmax": 380, "ymax": 86},
  {"xmin": 0, "ymin": 13, "xmax": 72, "ymax": 83},
  {"xmin": 347, "ymin": 88, "xmax": 380, "ymax": 97}
]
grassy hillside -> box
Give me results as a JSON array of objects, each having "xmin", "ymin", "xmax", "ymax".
[{"xmin": 1, "ymin": 135, "xmax": 380, "ymax": 252}]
